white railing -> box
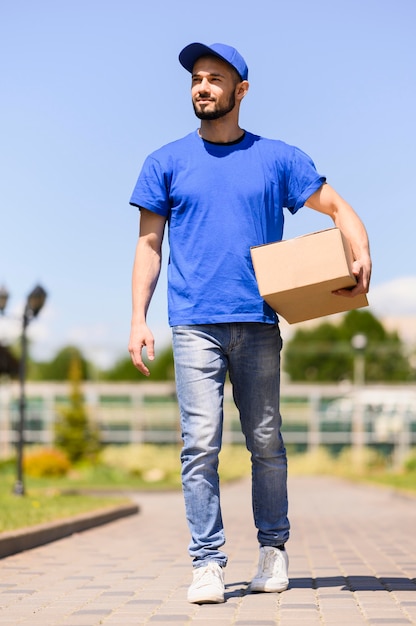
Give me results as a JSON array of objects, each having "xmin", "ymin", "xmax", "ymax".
[{"xmin": 1, "ymin": 381, "xmax": 415, "ymax": 464}]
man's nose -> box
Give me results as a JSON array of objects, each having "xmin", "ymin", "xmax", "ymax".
[{"xmin": 198, "ymin": 77, "xmax": 210, "ymax": 93}]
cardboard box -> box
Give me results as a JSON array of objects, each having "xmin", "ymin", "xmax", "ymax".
[{"xmin": 250, "ymin": 228, "xmax": 369, "ymax": 324}]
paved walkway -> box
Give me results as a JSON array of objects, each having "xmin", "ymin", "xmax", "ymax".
[{"xmin": 0, "ymin": 476, "xmax": 415, "ymax": 625}]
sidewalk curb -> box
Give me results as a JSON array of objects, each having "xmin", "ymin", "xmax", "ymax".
[{"xmin": 0, "ymin": 502, "xmax": 139, "ymax": 559}]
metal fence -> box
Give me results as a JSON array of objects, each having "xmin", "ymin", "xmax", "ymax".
[{"xmin": 1, "ymin": 381, "xmax": 415, "ymax": 464}]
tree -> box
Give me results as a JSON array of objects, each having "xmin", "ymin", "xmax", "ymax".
[
  {"xmin": 54, "ymin": 350, "xmax": 101, "ymax": 462},
  {"xmin": 283, "ymin": 309, "xmax": 414, "ymax": 383},
  {"xmin": 101, "ymin": 354, "xmax": 144, "ymax": 381},
  {"xmin": 30, "ymin": 345, "xmax": 90, "ymax": 381}
]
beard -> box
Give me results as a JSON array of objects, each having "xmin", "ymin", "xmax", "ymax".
[{"xmin": 193, "ymin": 91, "xmax": 236, "ymax": 120}]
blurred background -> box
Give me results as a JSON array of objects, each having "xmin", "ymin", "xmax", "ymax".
[
  {"xmin": 1, "ymin": 0, "xmax": 415, "ymax": 365},
  {"xmin": 1, "ymin": 1, "xmax": 415, "ymax": 486}
]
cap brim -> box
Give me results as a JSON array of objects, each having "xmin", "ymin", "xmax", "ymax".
[{"xmin": 179, "ymin": 42, "xmax": 228, "ymax": 74}]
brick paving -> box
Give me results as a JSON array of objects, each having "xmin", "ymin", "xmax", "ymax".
[{"xmin": 0, "ymin": 475, "xmax": 415, "ymax": 625}]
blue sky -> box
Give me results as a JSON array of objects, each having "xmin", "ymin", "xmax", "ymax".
[{"xmin": 1, "ymin": 0, "xmax": 415, "ymax": 366}]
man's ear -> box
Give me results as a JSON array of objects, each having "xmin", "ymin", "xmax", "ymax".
[{"xmin": 236, "ymin": 80, "xmax": 249, "ymax": 101}]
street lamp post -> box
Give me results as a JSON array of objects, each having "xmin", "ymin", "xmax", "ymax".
[
  {"xmin": 351, "ymin": 333, "xmax": 367, "ymax": 468},
  {"xmin": 351, "ymin": 333, "xmax": 367, "ymax": 388},
  {"xmin": 0, "ymin": 284, "xmax": 47, "ymax": 496}
]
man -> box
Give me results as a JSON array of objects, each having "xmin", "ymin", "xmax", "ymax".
[{"xmin": 128, "ymin": 42, "xmax": 371, "ymax": 604}]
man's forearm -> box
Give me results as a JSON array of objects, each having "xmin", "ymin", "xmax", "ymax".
[
  {"xmin": 128, "ymin": 236, "xmax": 163, "ymax": 376},
  {"xmin": 131, "ymin": 238, "xmax": 162, "ymax": 326},
  {"xmin": 306, "ymin": 184, "xmax": 372, "ymax": 293}
]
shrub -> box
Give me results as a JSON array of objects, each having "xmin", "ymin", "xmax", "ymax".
[
  {"xmin": 404, "ymin": 448, "xmax": 416, "ymax": 473},
  {"xmin": 23, "ymin": 448, "xmax": 71, "ymax": 478},
  {"xmin": 101, "ymin": 444, "xmax": 180, "ymax": 481},
  {"xmin": 54, "ymin": 352, "xmax": 101, "ymax": 463}
]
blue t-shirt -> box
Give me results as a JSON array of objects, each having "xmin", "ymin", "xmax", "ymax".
[{"xmin": 130, "ymin": 130, "xmax": 326, "ymax": 326}]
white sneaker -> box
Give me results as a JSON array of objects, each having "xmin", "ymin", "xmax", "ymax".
[
  {"xmin": 250, "ymin": 546, "xmax": 289, "ymax": 593},
  {"xmin": 187, "ymin": 562, "xmax": 225, "ymax": 604}
]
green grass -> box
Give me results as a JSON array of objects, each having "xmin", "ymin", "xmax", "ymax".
[
  {"xmin": 0, "ymin": 467, "xmax": 131, "ymax": 532},
  {"xmin": 363, "ymin": 472, "xmax": 416, "ymax": 493},
  {"xmin": 1, "ymin": 444, "xmax": 415, "ymax": 533},
  {"xmin": 288, "ymin": 446, "xmax": 416, "ymax": 496},
  {"xmin": 0, "ymin": 487, "xmax": 129, "ymax": 533},
  {"xmin": 0, "ymin": 445, "xmax": 252, "ymax": 532}
]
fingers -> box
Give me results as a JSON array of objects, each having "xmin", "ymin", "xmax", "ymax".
[
  {"xmin": 354, "ymin": 258, "xmax": 372, "ymax": 290},
  {"xmin": 130, "ymin": 349, "xmax": 151, "ymax": 377},
  {"xmin": 333, "ymin": 286, "xmax": 361, "ymax": 298},
  {"xmin": 129, "ymin": 335, "xmax": 155, "ymax": 377},
  {"xmin": 333, "ymin": 260, "xmax": 371, "ymax": 298},
  {"xmin": 129, "ymin": 346, "xmax": 148, "ymax": 376},
  {"xmin": 146, "ymin": 339, "xmax": 155, "ymax": 362}
]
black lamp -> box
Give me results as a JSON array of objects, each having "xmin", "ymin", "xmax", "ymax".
[
  {"xmin": 25, "ymin": 285, "xmax": 47, "ymax": 319},
  {"xmin": 0, "ymin": 284, "xmax": 48, "ymax": 496}
]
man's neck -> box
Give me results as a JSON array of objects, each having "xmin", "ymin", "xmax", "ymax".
[{"xmin": 198, "ymin": 120, "xmax": 244, "ymax": 144}]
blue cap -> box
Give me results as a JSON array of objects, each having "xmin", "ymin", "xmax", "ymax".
[{"xmin": 179, "ymin": 42, "xmax": 248, "ymax": 81}]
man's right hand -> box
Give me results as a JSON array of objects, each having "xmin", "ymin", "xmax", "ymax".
[{"xmin": 128, "ymin": 323, "xmax": 155, "ymax": 377}]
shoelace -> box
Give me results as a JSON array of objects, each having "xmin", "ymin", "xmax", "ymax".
[
  {"xmin": 260, "ymin": 548, "xmax": 282, "ymax": 576},
  {"xmin": 194, "ymin": 563, "xmax": 222, "ymax": 586}
]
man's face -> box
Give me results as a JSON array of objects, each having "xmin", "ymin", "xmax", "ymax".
[{"xmin": 191, "ymin": 56, "xmax": 240, "ymax": 120}]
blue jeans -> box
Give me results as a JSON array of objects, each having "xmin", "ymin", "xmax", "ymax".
[{"xmin": 172, "ymin": 322, "xmax": 289, "ymax": 568}]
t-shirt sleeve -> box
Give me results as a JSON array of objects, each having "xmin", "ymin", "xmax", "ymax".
[
  {"xmin": 129, "ymin": 155, "xmax": 170, "ymax": 217},
  {"xmin": 285, "ymin": 147, "xmax": 326, "ymax": 214}
]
